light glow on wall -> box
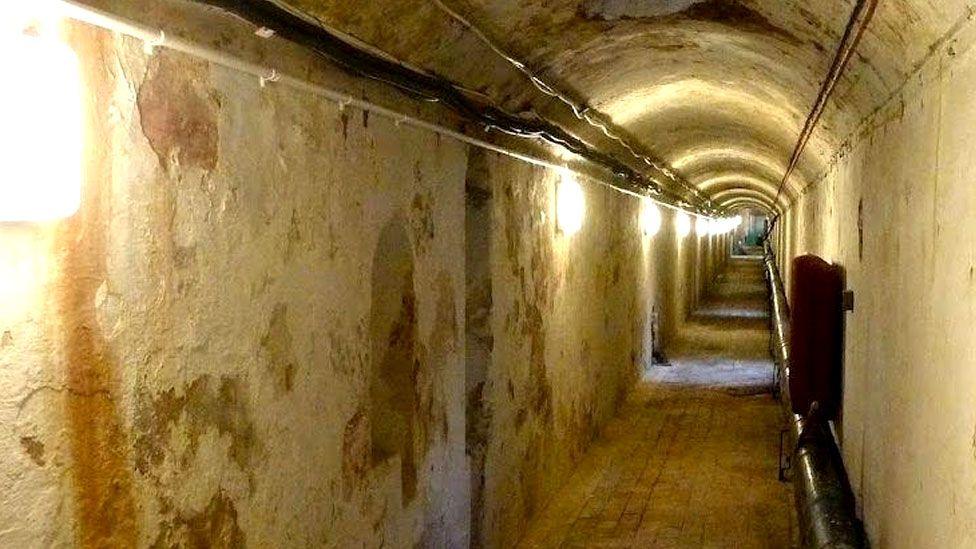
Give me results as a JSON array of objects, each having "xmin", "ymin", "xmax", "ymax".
[
  {"xmin": 639, "ymin": 200, "xmax": 661, "ymax": 237},
  {"xmin": 557, "ymin": 173, "xmax": 585, "ymax": 235},
  {"xmin": 695, "ymin": 216, "xmax": 709, "ymax": 237},
  {"xmin": 0, "ymin": 22, "xmax": 82, "ymax": 222},
  {"xmin": 0, "ymin": 229, "xmax": 52, "ymax": 314},
  {"xmin": 675, "ymin": 211, "xmax": 691, "ymax": 238}
]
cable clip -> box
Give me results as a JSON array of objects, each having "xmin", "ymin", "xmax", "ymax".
[
  {"xmin": 260, "ymin": 68, "xmax": 281, "ymax": 88},
  {"xmin": 143, "ymin": 30, "xmax": 166, "ymax": 56},
  {"xmin": 255, "ymin": 27, "xmax": 276, "ymax": 39}
]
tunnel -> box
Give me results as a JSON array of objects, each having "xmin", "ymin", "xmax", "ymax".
[{"xmin": 0, "ymin": 0, "xmax": 974, "ymax": 547}]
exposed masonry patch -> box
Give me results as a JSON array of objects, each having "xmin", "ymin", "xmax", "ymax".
[
  {"xmin": 581, "ymin": 0, "xmax": 709, "ymax": 19},
  {"xmin": 578, "ymin": 0, "xmax": 801, "ymax": 45},
  {"xmin": 137, "ymin": 51, "xmax": 219, "ymax": 172}
]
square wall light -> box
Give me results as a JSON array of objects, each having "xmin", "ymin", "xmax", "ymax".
[
  {"xmin": 557, "ymin": 173, "xmax": 585, "ymax": 235},
  {"xmin": 0, "ymin": 31, "xmax": 82, "ymax": 222}
]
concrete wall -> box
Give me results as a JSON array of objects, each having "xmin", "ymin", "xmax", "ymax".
[
  {"xmin": 782, "ymin": 25, "xmax": 976, "ymax": 547},
  {"xmin": 0, "ymin": 26, "xmax": 469, "ymax": 548},
  {"xmin": 475, "ymin": 155, "xmax": 650, "ymax": 548},
  {"xmin": 0, "ymin": 19, "xmax": 725, "ymax": 549},
  {"xmin": 469, "ymin": 156, "xmax": 726, "ymax": 546}
]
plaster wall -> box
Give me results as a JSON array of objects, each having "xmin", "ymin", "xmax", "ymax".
[
  {"xmin": 0, "ymin": 19, "xmax": 720, "ymax": 549},
  {"xmin": 473, "ymin": 152, "xmax": 723, "ymax": 546},
  {"xmin": 782, "ymin": 29, "xmax": 976, "ymax": 548},
  {"xmin": 0, "ymin": 25, "xmax": 470, "ymax": 548},
  {"xmin": 475, "ymin": 156, "xmax": 648, "ymax": 548}
]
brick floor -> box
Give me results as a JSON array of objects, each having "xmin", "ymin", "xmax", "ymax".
[{"xmin": 518, "ymin": 257, "xmax": 796, "ymax": 548}]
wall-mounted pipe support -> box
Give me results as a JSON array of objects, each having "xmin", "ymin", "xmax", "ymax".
[{"xmin": 763, "ymin": 242, "xmax": 865, "ymax": 549}]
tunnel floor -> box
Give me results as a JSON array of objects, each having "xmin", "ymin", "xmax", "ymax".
[{"xmin": 518, "ymin": 256, "xmax": 796, "ymax": 548}]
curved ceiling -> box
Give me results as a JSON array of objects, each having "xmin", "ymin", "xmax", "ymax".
[{"xmin": 282, "ymin": 0, "xmax": 969, "ymax": 213}]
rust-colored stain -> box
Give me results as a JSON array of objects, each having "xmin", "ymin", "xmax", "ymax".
[
  {"xmin": 339, "ymin": 110, "xmax": 351, "ymax": 141},
  {"xmin": 19, "ymin": 436, "xmax": 46, "ymax": 467},
  {"xmin": 342, "ymin": 409, "xmax": 370, "ymax": 501},
  {"xmin": 137, "ymin": 50, "xmax": 219, "ymax": 172},
  {"xmin": 56, "ymin": 195, "xmax": 138, "ymax": 549},
  {"xmin": 261, "ymin": 303, "xmax": 299, "ymax": 394},
  {"xmin": 284, "ymin": 209, "xmax": 306, "ymax": 262},
  {"xmin": 152, "ymin": 490, "xmax": 246, "ymax": 549},
  {"xmin": 971, "ymin": 425, "xmax": 976, "ymax": 460},
  {"xmin": 55, "ymin": 26, "xmax": 137, "ymax": 548}
]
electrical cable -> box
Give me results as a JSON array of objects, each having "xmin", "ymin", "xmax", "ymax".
[
  {"xmin": 50, "ymin": 0, "xmax": 708, "ymax": 216},
  {"xmin": 427, "ymin": 0, "xmax": 710, "ymax": 207},
  {"xmin": 192, "ymin": 0, "xmax": 714, "ymax": 214},
  {"xmin": 772, "ymin": 0, "xmax": 878, "ymax": 213}
]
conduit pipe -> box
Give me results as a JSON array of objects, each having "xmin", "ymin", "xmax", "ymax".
[
  {"xmin": 773, "ymin": 0, "xmax": 878, "ymax": 208},
  {"xmin": 50, "ymin": 0, "xmax": 705, "ymax": 216},
  {"xmin": 763, "ymin": 241, "xmax": 865, "ymax": 549}
]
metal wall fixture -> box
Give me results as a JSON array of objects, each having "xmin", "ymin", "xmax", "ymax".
[{"xmin": 763, "ymin": 241, "xmax": 866, "ymax": 549}]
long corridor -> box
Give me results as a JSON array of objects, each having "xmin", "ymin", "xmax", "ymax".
[
  {"xmin": 9, "ymin": 2, "xmax": 976, "ymax": 547},
  {"xmin": 519, "ymin": 257, "xmax": 794, "ymax": 548}
]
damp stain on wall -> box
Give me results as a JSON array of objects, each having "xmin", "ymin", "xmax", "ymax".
[
  {"xmin": 19, "ymin": 436, "xmax": 46, "ymax": 467},
  {"xmin": 151, "ymin": 490, "xmax": 245, "ymax": 549},
  {"xmin": 133, "ymin": 375, "xmax": 259, "ymax": 482},
  {"xmin": 261, "ymin": 304, "xmax": 299, "ymax": 395},
  {"xmin": 369, "ymin": 214, "xmax": 421, "ymax": 505}
]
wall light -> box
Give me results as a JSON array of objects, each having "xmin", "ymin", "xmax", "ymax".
[
  {"xmin": 557, "ymin": 172, "xmax": 585, "ymax": 235},
  {"xmin": 0, "ymin": 17, "xmax": 82, "ymax": 222},
  {"xmin": 640, "ymin": 200, "xmax": 661, "ymax": 237}
]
